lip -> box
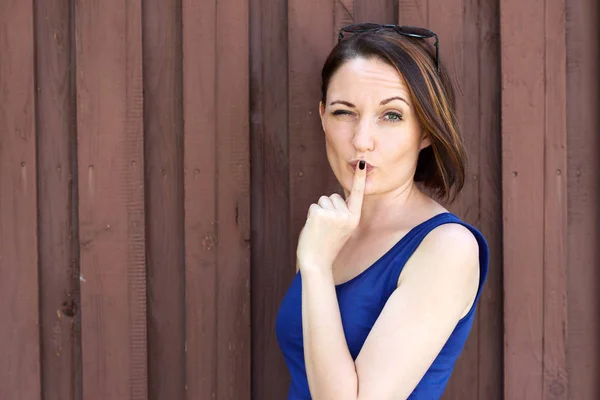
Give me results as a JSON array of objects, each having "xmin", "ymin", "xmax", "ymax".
[{"xmin": 349, "ymin": 160, "xmax": 374, "ymax": 174}]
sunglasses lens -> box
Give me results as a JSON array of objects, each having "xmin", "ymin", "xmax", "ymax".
[
  {"xmin": 397, "ymin": 26, "xmax": 434, "ymax": 38},
  {"xmin": 342, "ymin": 23, "xmax": 381, "ymax": 34}
]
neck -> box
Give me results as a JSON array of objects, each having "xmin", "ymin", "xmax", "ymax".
[{"xmin": 346, "ymin": 180, "xmax": 428, "ymax": 233}]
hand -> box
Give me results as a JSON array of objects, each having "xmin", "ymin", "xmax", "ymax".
[{"xmin": 296, "ymin": 161, "xmax": 367, "ymax": 270}]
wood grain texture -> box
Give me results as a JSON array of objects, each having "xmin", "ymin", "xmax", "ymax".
[
  {"xmin": 565, "ymin": 0, "xmax": 600, "ymax": 398},
  {"xmin": 398, "ymin": 0, "xmax": 429, "ymax": 27},
  {"xmin": 75, "ymin": 0, "xmax": 147, "ymax": 398},
  {"xmin": 182, "ymin": 0, "xmax": 218, "ymax": 398},
  {"xmin": 543, "ymin": 0, "xmax": 568, "ymax": 398},
  {"xmin": 2, "ymin": 1, "xmax": 599, "ymax": 399},
  {"xmin": 0, "ymin": 0, "xmax": 41, "ymax": 398},
  {"xmin": 143, "ymin": 1, "xmax": 186, "ymax": 399},
  {"xmin": 35, "ymin": 0, "xmax": 82, "ymax": 399},
  {"xmin": 334, "ymin": 0, "xmax": 354, "ymax": 42},
  {"xmin": 475, "ymin": 0, "xmax": 504, "ymax": 398},
  {"xmin": 500, "ymin": 0, "xmax": 546, "ymax": 397},
  {"xmin": 288, "ymin": 0, "xmax": 338, "ymax": 272},
  {"xmin": 425, "ymin": 1, "xmax": 481, "ymax": 398},
  {"xmin": 215, "ymin": 0, "xmax": 252, "ymax": 397},
  {"xmin": 354, "ymin": 0, "xmax": 397, "ymax": 24},
  {"xmin": 249, "ymin": 0, "xmax": 292, "ymax": 397}
]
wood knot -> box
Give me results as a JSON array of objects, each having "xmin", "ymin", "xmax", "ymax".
[{"xmin": 61, "ymin": 298, "xmax": 77, "ymax": 318}]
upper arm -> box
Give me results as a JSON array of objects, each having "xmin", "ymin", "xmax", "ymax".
[{"xmin": 353, "ymin": 223, "xmax": 481, "ymax": 400}]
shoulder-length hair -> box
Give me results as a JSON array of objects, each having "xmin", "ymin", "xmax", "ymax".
[{"xmin": 321, "ymin": 30, "xmax": 467, "ymax": 203}]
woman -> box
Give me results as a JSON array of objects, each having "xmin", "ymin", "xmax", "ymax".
[{"xmin": 276, "ymin": 23, "xmax": 489, "ymax": 399}]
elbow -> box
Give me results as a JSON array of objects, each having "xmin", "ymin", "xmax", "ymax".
[{"xmin": 309, "ymin": 378, "xmax": 358, "ymax": 400}]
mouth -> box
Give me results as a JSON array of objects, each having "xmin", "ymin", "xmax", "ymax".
[{"xmin": 349, "ymin": 160, "xmax": 374, "ymax": 175}]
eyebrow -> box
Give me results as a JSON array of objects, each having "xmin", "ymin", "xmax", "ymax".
[{"xmin": 329, "ymin": 96, "xmax": 410, "ymax": 108}]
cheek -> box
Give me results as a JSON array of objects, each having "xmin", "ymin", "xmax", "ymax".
[
  {"xmin": 323, "ymin": 119, "xmax": 353, "ymax": 148},
  {"xmin": 380, "ymin": 132, "xmax": 422, "ymax": 166}
]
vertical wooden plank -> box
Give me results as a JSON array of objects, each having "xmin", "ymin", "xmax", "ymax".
[
  {"xmin": 215, "ymin": 0, "xmax": 252, "ymax": 397},
  {"xmin": 476, "ymin": 0, "xmax": 504, "ymax": 398},
  {"xmin": 75, "ymin": 0, "xmax": 147, "ymax": 398},
  {"xmin": 334, "ymin": 0, "xmax": 354, "ymax": 42},
  {"xmin": 354, "ymin": 0, "xmax": 397, "ymax": 24},
  {"xmin": 143, "ymin": 1, "xmax": 185, "ymax": 399},
  {"xmin": 0, "ymin": 0, "xmax": 41, "ymax": 398},
  {"xmin": 288, "ymin": 0, "xmax": 337, "ymax": 271},
  {"xmin": 398, "ymin": 0, "xmax": 428, "ymax": 27},
  {"xmin": 500, "ymin": 0, "xmax": 545, "ymax": 397},
  {"xmin": 182, "ymin": 0, "xmax": 218, "ymax": 397},
  {"xmin": 183, "ymin": 0, "xmax": 251, "ymax": 398},
  {"xmin": 565, "ymin": 0, "xmax": 600, "ymax": 397},
  {"xmin": 426, "ymin": 1, "xmax": 478, "ymax": 398},
  {"xmin": 35, "ymin": 0, "xmax": 82, "ymax": 399},
  {"xmin": 249, "ymin": 0, "xmax": 291, "ymax": 398},
  {"xmin": 543, "ymin": 0, "xmax": 568, "ymax": 398}
]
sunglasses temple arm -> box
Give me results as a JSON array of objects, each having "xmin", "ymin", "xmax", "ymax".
[{"xmin": 434, "ymin": 36, "xmax": 440, "ymax": 72}]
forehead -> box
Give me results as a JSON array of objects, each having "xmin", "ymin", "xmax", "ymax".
[{"xmin": 327, "ymin": 57, "xmax": 410, "ymax": 99}]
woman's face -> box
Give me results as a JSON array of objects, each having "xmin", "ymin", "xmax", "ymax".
[{"xmin": 320, "ymin": 57, "xmax": 430, "ymax": 197}]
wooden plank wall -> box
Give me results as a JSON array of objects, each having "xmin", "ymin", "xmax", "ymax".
[
  {"xmin": 0, "ymin": 0, "xmax": 597, "ymax": 399},
  {"xmin": 1, "ymin": 0, "xmax": 252, "ymax": 399},
  {"xmin": 501, "ymin": 0, "xmax": 599, "ymax": 398},
  {"xmin": 0, "ymin": 0, "xmax": 40, "ymax": 399},
  {"xmin": 565, "ymin": 0, "xmax": 600, "ymax": 398}
]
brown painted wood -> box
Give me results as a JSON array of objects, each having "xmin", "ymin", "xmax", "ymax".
[
  {"xmin": 215, "ymin": 1, "xmax": 252, "ymax": 397},
  {"xmin": 182, "ymin": 0, "xmax": 218, "ymax": 398},
  {"xmin": 500, "ymin": 0, "xmax": 546, "ymax": 398},
  {"xmin": 426, "ymin": 1, "xmax": 479, "ymax": 398},
  {"xmin": 354, "ymin": 0, "xmax": 397, "ymax": 24},
  {"xmin": 475, "ymin": 0, "xmax": 504, "ymax": 398},
  {"xmin": 0, "ymin": 0, "xmax": 41, "ymax": 398},
  {"xmin": 398, "ymin": 0, "xmax": 429, "ymax": 27},
  {"xmin": 143, "ymin": 1, "xmax": 186, "ymax": 399},
  {"xmin": 75, "ymin": 0, "xmax": 148, "ymax": 398},
  {"xmin": 3, "ymin": 2, "xmax": 600, "ymax": 399},
  {"xmin": 249, "ymin": 0, "xmax": 292, "ymax": 398},
  {"xmin": 543, "ymin": 0, "xmax": 569, "ymax": 398},
  {"xmin": 565, "ymin": 0, "xmax": 600, "ymax": 398},
  {"xmin": 288, "ymin": 0, "xmax": 339, "ymax": 271},
  {"xmin": 334, "ymin": 0, "xmax": 354, "ymax": 41},
  {"xmin": 35, "ymin": 1, "xmax": 82, "ymax": 399},
  {"xmin": 183, "ymin": 0, "xmax": 251, "ymax": 398}
]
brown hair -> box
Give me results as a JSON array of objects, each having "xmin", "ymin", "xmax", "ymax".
[{"xmin": 320, "ymin": 30, "xmax": 467, "ymax": 203}]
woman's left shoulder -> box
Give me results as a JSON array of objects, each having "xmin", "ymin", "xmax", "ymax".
[
  {"xmin": 412, "ymin": 221, "xmax": 481, "ymax": 275},
  {"xmin": 426, "ymin": 220, "xmax": 480, "ymax": 254},
  {"xmin": 396, "ymin": 218, "xmax": 481, "ymax": 313}
]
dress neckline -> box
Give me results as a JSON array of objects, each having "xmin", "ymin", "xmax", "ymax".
[{"xmin": 332, "ymin": 212, "xmax": 454, "ymax": 288}]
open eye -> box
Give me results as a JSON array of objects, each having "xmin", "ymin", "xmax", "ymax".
[{"xmin": 383, "ymin": 111, "xmax": 403, "ymax": 122}]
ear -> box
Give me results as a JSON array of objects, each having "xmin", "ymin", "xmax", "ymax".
[
  {"xmin": 319, "ymin": 101, "xmax": 326, "ymax": 131},
  {"xmin": 419, "ymin": 132, "xmax": 432, "ymax": 150}
]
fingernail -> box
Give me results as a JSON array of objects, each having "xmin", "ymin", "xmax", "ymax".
[{"xmin": 359, "ymin": 160, "xmax": 365, "ymax": 170}]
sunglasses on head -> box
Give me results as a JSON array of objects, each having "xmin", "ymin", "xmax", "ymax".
[{"xmin": 337, "ymin": 23, "xmax": 440, "ymax": 72}]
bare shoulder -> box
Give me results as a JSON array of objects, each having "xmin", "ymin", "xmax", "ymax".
[
  {"xmin": 420, "ymin": 222, "xmax": 480, "ymax": 261},
  {"xmin": 398, "ymin": 222, "xmax": 480, "ymax": 292}
]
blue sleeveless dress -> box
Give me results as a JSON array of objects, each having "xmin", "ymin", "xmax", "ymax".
[{"xmin": 275, "ymin": 212, "xmax": 489, "ymax": 399}]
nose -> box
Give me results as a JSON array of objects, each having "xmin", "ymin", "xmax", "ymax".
[{"xmin": 352, "ymin": 118, "xmax": 374, "ymax": 152}]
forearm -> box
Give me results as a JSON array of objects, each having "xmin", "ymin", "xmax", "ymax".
[{"xmin": 301, "ymin": 265, "xmax": 358, "ymax": 399}]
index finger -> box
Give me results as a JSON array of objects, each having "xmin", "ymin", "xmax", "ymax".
[{"xmin": 346, "ymin": 160, "xmax": 367, "ymax": 216}]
